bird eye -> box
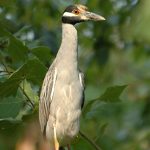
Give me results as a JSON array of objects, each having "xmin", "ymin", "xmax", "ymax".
[{"xmin": 73, "ymin": 9, "xmax": 80, "ymax": 15}]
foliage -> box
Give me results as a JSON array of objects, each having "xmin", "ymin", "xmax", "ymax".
[{"xmin": 0, "ymin": 0, "xmax": 150, "ymax": 150}]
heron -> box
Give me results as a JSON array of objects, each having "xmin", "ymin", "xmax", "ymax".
[{"xmin": 39, "ymin": 4, "xmax": 105, "ymax": 150}]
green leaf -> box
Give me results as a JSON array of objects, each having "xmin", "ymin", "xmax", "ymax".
[
  {"xmin": 14, "ymin": 25, "xmax": 31, "ymax": 37},
  {"xmin": 0, "ymin": 52, "xmax": 3, "ymax": 60},
  {"xmin": 0, "ymin": 96, "xmax": 24, "ymax": 119},
  {"xmin": 0, "ymin": 23, "xmax": 29, "ymax": 64},
  {"xmin": 99, "ymin": 123, "xmax": 108, "ymax": 135},
  {"xmin": 0, "ymin": 58, "xmax": 47, "ymax": 98},
  {"xmin": 99, "ymin": 85, "xmax": 127, "ymax": 102},
  {"xmin": 0, "ymin": 76, "xmax": 22, "ymax": 98},
  {"xmin": 31, "ymin": 46, "xmax": 52, "ymax": 64},
  {"xmin": 19, "ymin": 58, "xmax": 47, "ymax": 84},
  {"xmin": 20, "ymin": 80, "xmax": 39, "ymax": 104},
  {"xmin": 0, "ymin": 0, "xmax": 15, "ymax": 7},
  {"xmin": 83, "ymin": 85, "xmax": 127, "ymax": 115}
]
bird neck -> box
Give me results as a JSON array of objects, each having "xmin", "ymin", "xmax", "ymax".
[{"xmin": 56, "ymin": 23, "xmax": 78, "ymax": 65}]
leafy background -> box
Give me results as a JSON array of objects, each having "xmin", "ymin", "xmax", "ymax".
[{"xmin": 0, "ymin": 0, "xmax": 150, "ymax": 150}]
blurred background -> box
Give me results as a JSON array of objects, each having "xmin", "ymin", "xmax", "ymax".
[{"xmin": 0, "ymin": 0, "xmax": 150, "ymax": 150}]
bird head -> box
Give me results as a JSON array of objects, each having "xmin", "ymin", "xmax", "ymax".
[{"xmin": 62, "ymin": 4, "xmax": 105, "ymax": 25}]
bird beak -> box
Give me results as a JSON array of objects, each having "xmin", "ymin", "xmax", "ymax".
[{"xmin": 82, "ymin": 11, "xmax": 105, "ymax": 21}]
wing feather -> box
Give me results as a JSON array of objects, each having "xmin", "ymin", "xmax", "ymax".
[{"xmin": 39, "ymin": 63, "xmax": 57, "ymax": 135}]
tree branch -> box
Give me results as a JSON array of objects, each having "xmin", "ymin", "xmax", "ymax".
[{"xmin": 79, "ymin": 130, "xmax": 102, "ymax": 150}]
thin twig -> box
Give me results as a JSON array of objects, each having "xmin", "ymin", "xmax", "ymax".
[
  {"xmin": 1, "ymin": 61, "xmax": 9, "ymax": 73},
  {"xmin": 19, "ymin": 85, "xmax": 35, "ymax": 109},
  {"xmin": 79, "ymin": 130, "xmax": 102, "ymax": 150}
]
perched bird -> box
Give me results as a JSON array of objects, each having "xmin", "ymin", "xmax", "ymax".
[{"xmin": 39, "ymin": 4, "xmax": 105, "ymax": 150}]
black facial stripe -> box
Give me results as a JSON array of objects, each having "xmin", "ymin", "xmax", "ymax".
[
  {"xmin": 62, "ymin": 16, "xmax": 84, "ymax": 25},
  {"xmin": 64, "ymin": 5, "xmax": 78, "ymax": 13}
]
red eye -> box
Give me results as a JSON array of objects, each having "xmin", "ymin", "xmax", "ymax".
[{"xmin": 73, "ymin": 9, "xmax": 80, "ymax": 15}]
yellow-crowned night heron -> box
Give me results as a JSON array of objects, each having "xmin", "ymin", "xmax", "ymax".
[{"xmin": 39, "ymin": 4, "xmax": 105, "ymax": 150}]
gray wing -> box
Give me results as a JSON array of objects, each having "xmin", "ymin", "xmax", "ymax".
[
  {"xmin": 79, "ymin": 71, "xmax": 85, "ymax": 108},
  {"xmin": 39, "ymin": 63, "xmax": 57, "ymax": 135}
]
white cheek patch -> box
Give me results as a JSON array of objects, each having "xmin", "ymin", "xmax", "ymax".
[{"xmin": 63, "ymin": 12, "xmax": 77, "ymax": 17}]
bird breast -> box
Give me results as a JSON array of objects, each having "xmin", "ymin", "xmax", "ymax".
[
  {"xmin": 54, "ymin": 68, "xmax": 83, "ymax": 109},
  {"xmin": 49, "ymin": 68, "xmax": 83, "ymax": 145}
]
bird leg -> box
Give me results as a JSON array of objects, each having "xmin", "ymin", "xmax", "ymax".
[{"xmin": 53, "ymin": 123, "xmax": 59, "ymax": 150}]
